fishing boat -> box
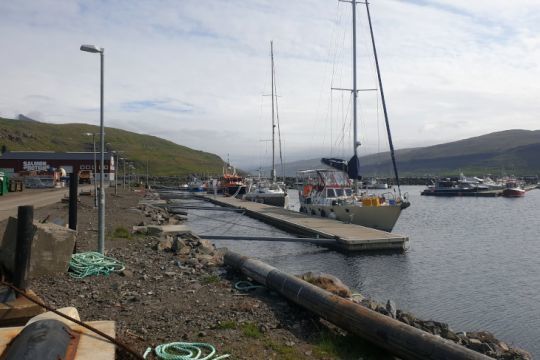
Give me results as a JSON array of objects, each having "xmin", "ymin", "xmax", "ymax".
[
  {"xmin": 221, "ymin": 164, "xmax": 246, "ymax": 197},
  {"xmin": 502, "ymin": 181, "xmax": 525, "ymax": 197},
  {"xmin": 244, "ymin": 41, "xmax": 288, "ymax": 207},
  {"xmin": 421, "ymin": 178, "xmax": 490, "ymax": 196},
  {"xmin": 296, "ymin": 1, "xmax": 409, "ymax": 232},
  {"xmin": 187, "ymin": 177, "xmax": 205, "ymax": 193}
]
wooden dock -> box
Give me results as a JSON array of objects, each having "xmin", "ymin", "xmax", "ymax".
[{"xmin": 196, "ymin": 194, "xmax": 409, "ymax": 251}]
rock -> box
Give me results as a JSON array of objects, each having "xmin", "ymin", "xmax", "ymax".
[
  {"xmin": 198, "ymin": 239, "xmax": 215, "ymax": 255},
  {"xmin": 120, "ymin": 269, "xmax": 134, "ymax": 278},
  {"xmin": 164, "ymin": 271, "xmax": 176, "ymax": 277},
  {"xmin": 386, "ymin": 300, "xmax": 397, "ymax": 319},
  {"xmin": 259, "ymin": 324, "xmax": 269, "ymax": 333},
  {"xmin": 198, "ymin": 331, "xmax": 206, "ymax": 337},
  {"xmin": 157, "ymin": 237, "xmax": 173, "ymax": 251},
  {"xmin": 298, "ymin": 271, "xmax": 352, "ymax": 298},
  {"xmin": 172, "ymin": 238, "xmax": 191, "ymax": 255},
  {"xmin": 146, "ymin": 226, "xmax": 163, "ymax": 236}
]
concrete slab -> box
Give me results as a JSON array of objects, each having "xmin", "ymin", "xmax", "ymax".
[{"xmin": 0, "ymin": 218, "xmax": 77, "ymax": 278}]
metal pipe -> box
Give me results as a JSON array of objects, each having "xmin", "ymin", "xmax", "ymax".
[
  {"xmin": 92, "ymin": 133, "xmax": 97, "ymax": 207},
  {"xmin": 98, "ymin": 49, "xmax": 105, "ymax": 254},
  {"xmin": 68, "ymin": 172, "xmax": 78, "ymax": 231},
  {"xmin": 14, "ymin": 206, "xmax": 34, "ymax": 291},
  {"xmin": 224, "ymin": 251, "xmax": 492, "ymax": 360}
]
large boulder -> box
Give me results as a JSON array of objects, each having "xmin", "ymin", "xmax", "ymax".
[{"xmin": 298, "ymin": 271, "xmax": 352, "ymax": 298}]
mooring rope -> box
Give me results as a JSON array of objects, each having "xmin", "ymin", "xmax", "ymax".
[
  {"xmin": 143, "ymin": 342, "xmax": 230, "ymax": 360},
  {"xmin": 234, "ymin": 281, "xmax": 264, "ymax": 292},
  {"xmin": 69, "ymin": 252, "xmax": 125, "ymax": 278}
]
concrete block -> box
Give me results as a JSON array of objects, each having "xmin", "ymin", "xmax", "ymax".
[{"xmin": 0, "ymin": 217, "xmax": 77, "ymax": 278}]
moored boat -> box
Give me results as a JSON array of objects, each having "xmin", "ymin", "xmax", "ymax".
[
  {"xmin": 296, "ymin": 1, "xmax": 409, "ymax": 231},
  {"xmin": 502, "ymin": 181, "xmax": 525, "ymax": 197},
  {"xmin": 297, "ymin": 168, "xmax": 407, "ymax": 232}
]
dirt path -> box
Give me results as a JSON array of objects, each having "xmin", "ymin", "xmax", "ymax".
[{"xmin": 0, "ymin": 185, "xmax": 92, "ymax": 221}]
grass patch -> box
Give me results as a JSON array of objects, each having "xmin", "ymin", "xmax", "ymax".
[
  {"xmin": 112, "ymin": 226, "xmax": 131, "ymax": 239},
  {"xmin": 215, "ymin": 320, "xmax": 237, "ymax": 330},
  {"xmin": 264, "ymin": 340, "xmax": 299, "ymax": 360},
  {"xmin": 240, "ymin": 322, "xmax": 262, "ymax": 339},
  {"xmin": 201, "ymin": 274, "xmax": 220, "ymax": 284},
  {"xmin": 314, "ymin": 330, "xmax": 389, "ymax": 359}
]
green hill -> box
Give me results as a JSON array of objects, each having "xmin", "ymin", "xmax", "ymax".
[
  {"xmin": 0, "ymin": 117, "xmax": 225, "ymax": 176},
  {"xmin": 359, "ymin": 129, "xmax": 540, "ymax": 176}
]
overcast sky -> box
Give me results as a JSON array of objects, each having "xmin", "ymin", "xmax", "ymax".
[{"xmin": 1, "ymin": 0, "xmax": 539, "ymax": 168}]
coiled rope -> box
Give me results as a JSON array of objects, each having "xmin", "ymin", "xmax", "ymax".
[
  {"xmin": 143, "ymin": 342, "xmax": 230, "ymax": 360},
  {"xmin": 234, "ymin": 281, "xmax": 264, "ymax": 291},
  {"xmin": 69, "ymin": 251, "xmax": 125, "ymax": 278}
]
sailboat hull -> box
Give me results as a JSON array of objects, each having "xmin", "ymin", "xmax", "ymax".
[{"xmin": 300, "ymin": 203, "xmax": 402, "ymax": 232}]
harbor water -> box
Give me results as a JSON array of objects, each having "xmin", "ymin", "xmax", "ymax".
[{"xmin": 170, "ymin": 185, "xmax": 540, "ymax": 356}]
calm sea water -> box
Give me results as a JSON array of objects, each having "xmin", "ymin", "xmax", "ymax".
[{"xmin": 168, "ymin": 185, "xmax": 540, "ymax": 356}]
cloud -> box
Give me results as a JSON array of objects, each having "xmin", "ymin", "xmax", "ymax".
[{"xmin": 0, "ymin": 0, "xmax": 539, "ymax": 167}]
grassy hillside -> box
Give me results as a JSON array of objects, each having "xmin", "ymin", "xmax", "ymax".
[{"xmin": 0, "ymin": 117, "xmax": 225, "ymax": 176}]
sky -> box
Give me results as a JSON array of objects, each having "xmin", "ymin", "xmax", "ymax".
[{"xmin": 1, "ymin": 0, "xmax": 539, "ymax": 168}]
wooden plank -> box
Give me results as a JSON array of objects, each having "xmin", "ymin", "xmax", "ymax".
[{"xmin": 198, "ymin": 195, "xmax": 408, "ymax": 251}]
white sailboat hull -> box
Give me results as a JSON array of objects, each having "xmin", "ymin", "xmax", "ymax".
[
  {"xmin": 244, "ymin": 192, "xmax": 288, "ymax": 207},
  {"xmin": 300, "ymin": 203, "xmax": 402, "ymax": 232}
]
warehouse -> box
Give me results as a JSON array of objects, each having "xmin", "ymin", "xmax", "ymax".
[{"xmin": 0, "ymin": 151, "xmax": 115, "ymax": 181}]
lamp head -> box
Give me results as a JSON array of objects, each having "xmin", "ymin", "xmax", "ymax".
[{"xmin": 80, "ymin": 44, "xmax": 102, "ymax": 53}]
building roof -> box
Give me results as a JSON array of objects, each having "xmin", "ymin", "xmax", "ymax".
[{"xmin": 0, "ymin": 151, "xmax": 114, "ymax": 161}]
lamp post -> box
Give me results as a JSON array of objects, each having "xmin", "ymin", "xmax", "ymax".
[
  {"xmin": 80, "ymin": 44, "xmax": 105, "ymax": 254},
  {"xmin": 83, "ymin": 132, "xmax": 98, "ymax": 208}
]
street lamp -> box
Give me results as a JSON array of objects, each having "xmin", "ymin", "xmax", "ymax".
[
  {"xmin": 83, "ymin": 132, "xmax": 98, "ymax": 208},
  {"xmin": 80, "ymin": 43, "xmax": 105, "ymax": 254}
]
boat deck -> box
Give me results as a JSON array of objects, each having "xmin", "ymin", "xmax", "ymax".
[{"xmin": 196, "ymin": 194, "xmax": 409, "ymax": 251}]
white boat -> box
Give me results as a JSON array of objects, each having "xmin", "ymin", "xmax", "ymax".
[
  {"xmin": 296, "ymin": 1, "xmax": 409, "ymax": 232},
  {"xmin": 243, "ymin": 41, "xmax": 288, "ymax": 207}
]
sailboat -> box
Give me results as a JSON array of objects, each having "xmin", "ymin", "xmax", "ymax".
[
  {"xmin": 296, "ymin": 0, "xmax": 409, "ymax": 232},
  {"xmin": 244, "ymin": 41, "xmax": 288, "ymax": 207}
]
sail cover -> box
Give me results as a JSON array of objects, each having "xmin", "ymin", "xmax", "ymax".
[
  {"xmin": 320, "ymin": 157, "xmax": 362, "ymax": 180},
  {"xmin": 347, "ymin": 155, "xmax": 361, "ymax": 180},
  {"xmin": 321, "ymin": 158, "xmax": 347, "ymax": 172}
]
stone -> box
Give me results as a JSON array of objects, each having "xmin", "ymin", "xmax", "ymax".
[
  {"xmin": 0, "ymin": 218, "xmax": 77, "ymax": 277},
  {"xmin": 197, "ymin": 239, "xmax": 215, "ymax": 255},
  {"xmin": 120, "ymin": 269, "xmax": 134, "ymax": 278},
  {"xmin": 386, "ymin": 300, "xmax": 397, "ymax": 319},
  {"xmin": 157, "ymin": 237, "xmax": 173, "ymax": 251},
  {"xmin": 298, "ymin": 271, "xmax": 352, "ymax": 298}
]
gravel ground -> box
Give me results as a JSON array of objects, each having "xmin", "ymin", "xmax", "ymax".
[{"xmin": 1, "ymin": 188, "xmax": 390, "ymax": 359}]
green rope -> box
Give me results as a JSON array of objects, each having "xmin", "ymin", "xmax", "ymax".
[
  {"xmin": 143, "ymin": 342, "xmax": 230, "ymax": 360},
  {"xmin": 234, "ymin": 281, "xmax": 264, "ymax": 291},
  {"xmin": 69, "ymin": 252, "xmax": 125, "ymax": 278}
]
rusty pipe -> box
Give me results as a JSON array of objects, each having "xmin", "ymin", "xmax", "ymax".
[{"xmin": 224, "ymin": 251, "xmax": 492, "ymax": 360}]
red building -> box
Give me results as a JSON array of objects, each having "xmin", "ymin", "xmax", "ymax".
[{"xmin": 0, "ymin": 151, "xmax": 115, "ymax": 181}]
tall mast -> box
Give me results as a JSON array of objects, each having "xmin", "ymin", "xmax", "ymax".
[
  {"xmin": 352, "ymin": 0, "xmax": 358, "ymax": 165},
  {"xmin": 271, "ymin": 41, "xmax": 276, "ymax": 183}
]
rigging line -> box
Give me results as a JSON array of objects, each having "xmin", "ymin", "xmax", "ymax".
[
  {"xmin": 189, "ymin": 211, "xmax": 274, "ymax": 233},
  {"xmin": 365, "ymin": 1, "xmax": 402, "ymax": 195},
  {"xmin": 327, "ymin": 4, "xmax": 348, "ymax": 154}
]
